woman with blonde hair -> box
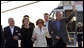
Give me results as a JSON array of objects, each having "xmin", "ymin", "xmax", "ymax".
[{"xmin": 20, "ymin": 18, "xmax": 33, "ymax": 47}]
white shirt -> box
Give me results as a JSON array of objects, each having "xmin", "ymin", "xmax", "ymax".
[
  {"xmin": 9, "ymin": 26, "xmax": 14, "ymax": 35},
  {"xmin": 45, "ymin": 21, "xmax": 48, "ymax": 28},
  {"xmin": 45, "ymin": 21, "xmax": 52, "ymax": 38}
]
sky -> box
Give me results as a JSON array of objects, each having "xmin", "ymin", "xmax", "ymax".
[{"xmin": 1, "ymin": 1, "xmax": 60, "ymax": 28}]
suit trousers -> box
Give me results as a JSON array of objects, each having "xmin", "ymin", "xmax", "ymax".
[
  {"xmin": 46, "ymin": 37, "xmax": 52, "ymax": 47},
  {"xmin": 53, "ymin": 38, "xmax": 67, "ymax": 47}
]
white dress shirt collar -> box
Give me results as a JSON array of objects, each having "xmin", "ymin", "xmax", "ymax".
[{"xmin": 9, "ymin": 26, "xmax": 15, "ymax": 35}]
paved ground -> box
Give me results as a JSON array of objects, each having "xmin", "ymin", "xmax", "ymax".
[
  {"xmin": 67, "ymin": 42, "xmax": 83, "ymax": 47},
  {"xmin": 18, "ymin": 40, "xmax": 83, "ymax": 47},
  {"xmin": 67, "ymin": 42, "xmax": 78, "ymax": 47}
]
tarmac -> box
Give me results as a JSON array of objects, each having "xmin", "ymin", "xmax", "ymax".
[{"xmin": 18, "ymin": 40, "xmax": 83, "ymax": 47}]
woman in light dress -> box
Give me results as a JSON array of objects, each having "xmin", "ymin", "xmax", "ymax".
[{"xmin": 32, "ymin": 19, "xmax": 51, "ymax": 47}]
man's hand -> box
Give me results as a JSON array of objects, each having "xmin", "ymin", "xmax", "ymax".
[
  {"xmin": 51, "ymin": 31, "xmax": 54, "ymax": 34},
  {"xmin": 56, "ymin": 36, "xmax": 60, "ymax": 40},
  {"xmin": 18, "ymin": 33, "xmax": 21, "ymax": 36},
  {"xmin": 72, "ymin": 5, "xmax": 76, "ymax": 12},
  {"xmin": 13, "ymin": 36, "xmax": 18, "ymax": 40},
  {"xmin": 72, "ymin": 5, "xmax": 76, "ymax": 16},
  {"xmin": 33, "ymin": 34, "xmax": 37, "ymax": 41}
]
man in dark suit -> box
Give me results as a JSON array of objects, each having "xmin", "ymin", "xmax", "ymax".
[
  {"xmin": 44, "ymin": 13, "xmax": 52, "ymax": 47},
  {"xmin": 1, "ymin": 25, "xmax": 5, "ymax": 47},
  {"xmin": 49, "ymin": 8, "xmax": 76, "ymax": 47},
  {"xmin": 4, "ymin": 18, "xmax": 20, "ymax": 47}
]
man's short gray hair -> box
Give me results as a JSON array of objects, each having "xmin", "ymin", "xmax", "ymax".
[
  {"xmin": 8, "ymin": 18, "xmax": 14, "ymax": 23},
  {"xmin": 56, "ymin": 11, "xmax": 63, "ymax": 16}
]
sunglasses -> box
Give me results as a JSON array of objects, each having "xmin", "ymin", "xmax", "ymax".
[{"xmin": 38, "ymin": 22, "xmax": 43, "ymax": 23}]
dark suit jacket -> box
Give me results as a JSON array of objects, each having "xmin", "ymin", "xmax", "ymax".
[
  {"xmin": 29, "ymin": 22, "xmax": 35, "ymax": 29},
  {"xmin": 1, "ymin": 25, "xmax": 5, "ymax": 47},
  {"xmin": 4, "ymin": 26, "xmax": 20, "ymax": 47},
  {"xmin": 49, "ymin": 11, "xmax": 75, "ymax": 45}
]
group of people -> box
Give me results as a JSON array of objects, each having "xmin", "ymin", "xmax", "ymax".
[{"xmin": 1, "ymin": 9, "xmax": 76, "ymax": 47}]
